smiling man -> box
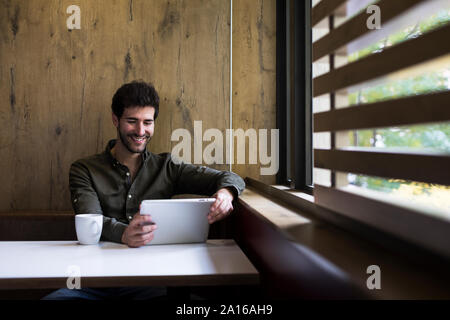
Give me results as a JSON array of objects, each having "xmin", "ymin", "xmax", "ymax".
[
  {"xmin": 43, "ymin": 81, "xmax": 245, "ymax": 300},
  {"xmin": 70, "ymin": 81, "xmax": 245, "ymax": 248}
]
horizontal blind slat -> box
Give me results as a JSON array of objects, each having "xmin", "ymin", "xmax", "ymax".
[
  {"xmin": 311, "ymin": 0, "xmax": 347, "ymax": 27},
  {"xmin": 312, "ymin": 0, "xmax": 425, "ymax": 61},
  {"xmin": 314, "ymin": 149, "xmax": 450, "ymax": 185},
  {"xmin": 314, "ymin": 185, "xmax": 450, "ymax": 258},
  {"xmin": 314, "ymin": 91, "xmax": 450, "ymax": 132},
  {"xmin": 313, "ymin": 24, "xmax": 450, "ymax": 97}
]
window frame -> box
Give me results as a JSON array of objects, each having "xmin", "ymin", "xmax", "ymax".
[{"xmin": 276, "ymin": 0, "xmax": 313, "ymax": 192}]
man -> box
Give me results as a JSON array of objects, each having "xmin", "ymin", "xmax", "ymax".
[{"xmin": 43, "ymin": 81, "xmax": 245, "ymax": 300}]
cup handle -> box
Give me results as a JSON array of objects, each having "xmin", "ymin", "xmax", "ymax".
[{"xmin": 90, "ymin": 220, "xmax": 99, "ymax": 234}]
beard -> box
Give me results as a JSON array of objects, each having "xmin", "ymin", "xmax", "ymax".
[{"xmin": 117, "ymin": 126, "xmax": 151, "ymax": 154}]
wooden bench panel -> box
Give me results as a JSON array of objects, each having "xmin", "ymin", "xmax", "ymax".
[
  {"xmin": 234, "ymin": 200, "xmax": 370, "ymax": 299},
  {"xmin": 0, "ymin": 212, "xmax": 76, "ymax": 241}
]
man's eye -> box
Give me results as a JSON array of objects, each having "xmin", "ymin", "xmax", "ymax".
[{"xmin": 144, "ymin": 121, "xmax": 153, "ymax": 125}]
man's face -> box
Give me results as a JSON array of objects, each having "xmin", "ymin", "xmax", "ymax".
[{"xmin": 112, "ymin": 106, "xmax": 155, "ymax": 154}]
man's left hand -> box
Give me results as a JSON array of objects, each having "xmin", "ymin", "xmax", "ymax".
[{"xmin": 208, "ymin": 188, "xmax": 235, "ymax": 224}]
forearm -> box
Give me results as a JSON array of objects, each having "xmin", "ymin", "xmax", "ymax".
[
  {"xmin": 215, "ymin": 171, "xmax": 245, "ymax": 199},
  {"xmin": 174, "ymin": 161, "xmax": 246, "ymax": 197},
  {"xmin": 101, "ymin": 216, "xmax": 128, "ymax": 244}
]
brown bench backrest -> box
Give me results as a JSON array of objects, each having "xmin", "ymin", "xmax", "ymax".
[{"xmin": 0, "ymin": 212, "xmax": 76, "ymax": 241}]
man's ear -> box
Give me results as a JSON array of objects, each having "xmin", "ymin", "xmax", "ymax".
[{"xmin": 112, "ymin": 113, "xmax": 119, "ymax": 128}]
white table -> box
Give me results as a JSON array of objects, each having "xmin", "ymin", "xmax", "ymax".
[{"xmin": 0, "ymin": 239, "xmax": 259, "ymax": 289}]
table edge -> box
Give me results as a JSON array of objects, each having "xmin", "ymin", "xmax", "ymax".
[{"xmin": 0, "ymin": 274, "xmax": 260, "ymax": 290}]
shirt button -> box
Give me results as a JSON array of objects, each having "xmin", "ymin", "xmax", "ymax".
[
  {"xmin": 128, "ymin": 194, "xmax": 132, "ymax": 199},
  {"xmin": 126, "ymin": 172, "xmax": 130, "ymax": 176},
  {"xmin": 128, "ymin": 216, "xmax": 132, "ymax": 220}
]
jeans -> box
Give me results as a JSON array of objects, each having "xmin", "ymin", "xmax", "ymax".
[{"xmin": 41, "ymin": 286, "xmax": 168, "ymax": 300}]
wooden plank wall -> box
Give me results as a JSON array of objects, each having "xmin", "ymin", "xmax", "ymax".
[
  {"xmin": 0, "ymin": 0, "xmax": 276, "ymax": 212},
  {"xmin": 233, "ymin": 0, "xmax": 276, "ymax": 185}
]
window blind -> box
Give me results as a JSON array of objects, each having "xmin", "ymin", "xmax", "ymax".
[{"xmin": 311, "ymin": 0, "xmax": 450, "ymax": 258}]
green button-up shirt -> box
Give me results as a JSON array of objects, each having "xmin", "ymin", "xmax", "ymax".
[{"xmin": 69, "ymin": 139, "xmax": 245, "ymax": 243}]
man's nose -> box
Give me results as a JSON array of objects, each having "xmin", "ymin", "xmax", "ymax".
[{"xmin": 136, "ymin": 123, "xmax": 146, "ymax": 136}]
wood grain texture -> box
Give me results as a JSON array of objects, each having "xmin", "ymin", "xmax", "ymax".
[
  {"xmin": 232, "ymin": 0, "xmax": 277, "ymax": 185},
  {"xmin": 0, "ymin": 0, "xmax": 235, "ymax": 211}
]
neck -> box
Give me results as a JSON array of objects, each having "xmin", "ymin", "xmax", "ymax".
[{"xmin": 111, "ymin": 140, "xmax": 142, "ymax": 169}]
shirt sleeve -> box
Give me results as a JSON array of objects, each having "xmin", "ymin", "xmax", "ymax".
[
  {"xmin": 69, "ymin": 161, "xmax": 127, "ymax": 244},
  {"xmin": 169, "ymin": 156, "xmax": 246, "ymax": 197}
]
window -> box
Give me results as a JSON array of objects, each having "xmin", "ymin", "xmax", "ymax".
[{"xmin": 311, "ymin": 0, "xmax": 450, "ymax": 258}]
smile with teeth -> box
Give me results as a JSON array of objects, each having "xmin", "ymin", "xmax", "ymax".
[{"xmin": 131, "ymin": 136, "xmax": 147, "ymax": 144}]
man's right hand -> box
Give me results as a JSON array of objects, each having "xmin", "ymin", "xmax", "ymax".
[{"xmin": 121, "ymin": 214, "xmax": 157, "ymax": 248}]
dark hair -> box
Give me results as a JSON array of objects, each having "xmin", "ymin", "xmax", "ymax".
[{"xmin": 111, "ymin": 81, "xmax": 160, "ymax": 119}]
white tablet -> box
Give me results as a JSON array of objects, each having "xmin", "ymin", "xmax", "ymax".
[{"xmin": 140, "ymin": 198, "xmax": 216, "ymax": 245}]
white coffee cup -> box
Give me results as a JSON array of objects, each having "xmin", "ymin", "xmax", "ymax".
[{"xmin": 75, "ymin": 214, "xmax": 103, "ymax": 245}]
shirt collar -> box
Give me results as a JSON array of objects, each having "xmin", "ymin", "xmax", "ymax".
[{"xmin": 104, "ymin": 139, "xmax": 150, "ymax": 164}]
